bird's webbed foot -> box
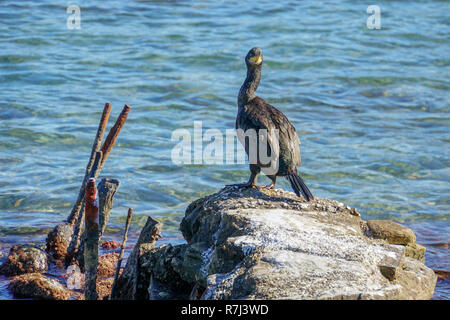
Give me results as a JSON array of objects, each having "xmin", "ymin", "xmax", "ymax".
[
  {"xmin": 262, "ymin": 176, "xmax": 276, "ymax": 190},
  {"xmin": 225, "ymin": 182, "xmax": 260, "ymax": 189},
  {"xmin": 226, "ymin": 172, "xmax": 260, "ymax": 190}
]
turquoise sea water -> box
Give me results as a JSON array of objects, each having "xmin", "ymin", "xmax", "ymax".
[{"xmin": 0, "ymin": 1, "xmax": 448, "ymax": 299}]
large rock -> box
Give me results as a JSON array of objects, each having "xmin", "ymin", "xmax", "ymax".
[
  {"xmin": 8, "ymin": 273, "xmax": 75, "ymax": 300},
  {"xmin": 120, "ymin": 186, "xmax": 437, "ymax": 300},
  {"xmin": 0, "ymin": 244, "xmax": 48, "ymax": 276}
]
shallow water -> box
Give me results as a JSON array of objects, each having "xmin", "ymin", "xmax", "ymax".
[{"xmin": 0, "ymin": 1, "xmax": 448, "ymax": 299}]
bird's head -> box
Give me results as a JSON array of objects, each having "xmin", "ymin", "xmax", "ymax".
[{"xmin": 245, "ymin": 47, "xmax": 263, "ymax": 68}]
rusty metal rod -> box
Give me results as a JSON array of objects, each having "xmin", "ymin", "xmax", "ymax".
[
  {"xmin": 68, "ymin": 151, "xmax": 103, "ymax": 263},
  {"xmin": 67, "ymin": 103, "xmax": 111, "ymax": 225},
  {"xmin": 84, "ymin": 178, "xmax": 99, "ymax": 300},
  {"xmin": 100, "ymin": 104, "xmax": 131, "ymax": 168},
  {"xmin": 110, "ymin": 207, "xmax": 133, "ymax": 299},
  {"xmin": 76, "ymin": 177, "xmax": 120, "ymax": 268}
]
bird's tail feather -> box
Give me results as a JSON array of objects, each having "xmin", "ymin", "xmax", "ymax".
[{"xmin": 286, "ymin": 173, "xmax": 314, "ymax": 202}]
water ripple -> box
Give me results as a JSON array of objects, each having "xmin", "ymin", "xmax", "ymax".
[{"xmin": 0, "ymin": 0, "xmax": 448, "ymax": 299}]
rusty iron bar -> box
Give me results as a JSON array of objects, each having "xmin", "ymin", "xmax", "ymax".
[
  {"xmin": 84, "ymin": 178, "xmax": 99, "ymax": 300},
  {"xmin": 67, "ymin": 103, "xmax": 111, "ymax": 225},
  {"xmin": 110, "ymin": 207, "xmax": 133, "ymax": 299},
  {"xmin": 67, "ymin": 151, "xmax": 103, "ymax": 262},
  {"xmin": 99, "ymin": 104, "xmax": 131, "ymax": 168}
]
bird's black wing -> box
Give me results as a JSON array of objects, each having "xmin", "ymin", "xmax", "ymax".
[
  {"xmin": 236, "ymin": 97, "xmax": 279, "ymax": 164},
  {"xmin": 246, "ymin": 97, "xmax": 301, "ymax": 169}
]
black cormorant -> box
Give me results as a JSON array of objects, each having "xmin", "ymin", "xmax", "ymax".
[{"xmin": 234, "ymin": 47, "xmax": 314, "ymax": 201}]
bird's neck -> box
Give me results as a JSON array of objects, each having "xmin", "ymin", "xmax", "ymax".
[{"xmin": 238, "ymin": 66, "xmax": 261, "ymax": 107}]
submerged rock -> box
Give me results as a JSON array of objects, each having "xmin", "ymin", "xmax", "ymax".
[
  {"xmin": 124, "ymin": 186, "xmax": 436, "ymax": 300},
  {"xmin": 9, "ymin": 273, "xmax": 74, "ymax": 300},
  {"xmin": 101, "ymin": 240, "xmax": 121, "ymax": 250},
  {"xmin": 4, "ymin": 244, "xmax": 119, "ymax": 300},
  {"xmin": 0, "ymin": 244, "xmax": 48, "ymax": 276}
]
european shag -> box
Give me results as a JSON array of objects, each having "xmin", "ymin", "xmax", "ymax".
[{"xmin": 234, "ymin": 47, "xmax": 314, "ymax": 201}]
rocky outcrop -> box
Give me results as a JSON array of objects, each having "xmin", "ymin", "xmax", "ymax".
[
  {"xmin": 0, "ymin": 244, "xmax": 48, "ymax": 276},
  {"xmin": 110, "ymin": 216, "xmax": 162, "ymax": 300},
  {"xmin": 118, "ymin": 186, "xmax": 437, "ymax": 300}
]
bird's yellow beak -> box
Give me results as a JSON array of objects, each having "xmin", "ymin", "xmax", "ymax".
[{"xmin": 250, "ymin": 55, "xmax": 262, "ymax": 64}]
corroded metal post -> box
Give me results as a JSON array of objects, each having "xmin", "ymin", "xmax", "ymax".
[
  {"xmin": 76, "ymin": 177, "xmax": 120, "ymax": 267},
  {"xmin": 98, "ymin": 178, "xmax": 121, "ymax": 238},
  {"xmin": 46, "ymin": 104, "xmax": 110, "ymax": 261},
  {"xmin": 100, "ymin": 104, "xmax": 131, "ymax": 167},
  {"xmin": 69, "ymin": 151, "xmax": 103, "ymax": 262},
  {"xmin": 69, "ymin": 104, "xmax": 129, "ymax": 259},
  {"xmin": 68, "ymin": 103, "xmax": 111, "ymax": 225},
  {"xmin": 84, "ymin": 178, "xmax": 99, "ymax": 300},
  {"xmin": 46, "ymin": 103, "xmax": 132, "ymax": 263}
]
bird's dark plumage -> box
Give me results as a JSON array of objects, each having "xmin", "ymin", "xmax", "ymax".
[{"xmin": 234, "ymin": 47, "xmax": 314, "ymax": 201}]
